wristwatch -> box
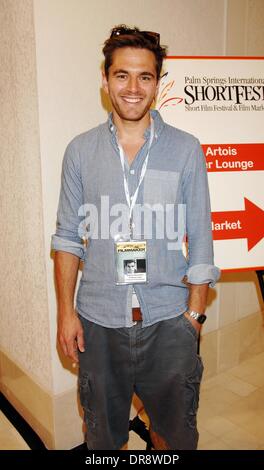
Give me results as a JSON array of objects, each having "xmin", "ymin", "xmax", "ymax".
[{"xmin": 187, "ymin": 310, "xmax": 207, "ymax": 324}]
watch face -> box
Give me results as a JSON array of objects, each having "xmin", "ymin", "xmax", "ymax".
[{"xmin": 197, "ymin": 314, "xmax": 207, "ymax": 324}]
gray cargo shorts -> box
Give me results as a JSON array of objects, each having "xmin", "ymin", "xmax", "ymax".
[{"xmin": 78, "ymin": 314, "xmax": 203, "ymax": 450}]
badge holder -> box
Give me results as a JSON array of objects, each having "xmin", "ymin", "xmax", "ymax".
[
  {"xmin": 115, "ymin": 238, "xmax": 147, "ymax": 285},
  {"xmin": 114, "ymin": 118, "xmax": 154, "ymax": 285}
]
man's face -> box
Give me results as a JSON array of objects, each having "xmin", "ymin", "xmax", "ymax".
[
  {"xmin": 126, "ymin": 261, "xmax": 136, "ymax": 273},
  {"xmin": 102, "ymin": 47, "xmax": 159, "ymax": 123}
]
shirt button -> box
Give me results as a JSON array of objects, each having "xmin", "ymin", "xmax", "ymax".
[{"xmin": 130, "ymin": 169, "xmax": 135, "ymax": 175}]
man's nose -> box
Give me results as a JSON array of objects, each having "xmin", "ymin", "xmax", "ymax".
[{"xmin": 127, "ymin": 76, "xmax": 139, "ymax": 93}]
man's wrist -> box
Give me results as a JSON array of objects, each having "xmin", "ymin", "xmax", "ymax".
[
  {"xmin": 58, "ymin": 306, "xmax": 76, "ymax": 317},
  {"xmin": 187, "ymin": 309, "xmax": 207, "ymax": 324}
]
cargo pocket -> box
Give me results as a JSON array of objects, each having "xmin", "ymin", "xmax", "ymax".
[
  {"xmin": 181, "ymin": 314, "xmax": 199, "ymax": 340},
  {"xmin": 79, "ymin": 373, "xmax": 97, "ymax": 445},
  {"xmin": 185, "ymin": 356, "xmax": 204, "ymax": 430}
]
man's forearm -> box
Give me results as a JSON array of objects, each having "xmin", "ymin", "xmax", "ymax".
[
  {"xmin": 54, "ymin": 251, "xmax": 84, "ymax": 361},
  {"xmin": 187, "ymin": 283, "xmax": 209, "ymax": 313},
  {"xmin": 54, "ymin": 251, "xmax": 80, "ymax": 316}
]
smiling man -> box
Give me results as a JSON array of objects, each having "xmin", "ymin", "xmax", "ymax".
[
  {"xmin": 52, "ymin": 25, "xmax": 220, "ymax": 450},
  {"xmin": 103, "ymin": 47, "xmax": 158, "ymax": 128}
]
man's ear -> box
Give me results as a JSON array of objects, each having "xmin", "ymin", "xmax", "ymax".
[{"xmin": 102, "ymin": 71, "xmax": 109, "ymax": 94}]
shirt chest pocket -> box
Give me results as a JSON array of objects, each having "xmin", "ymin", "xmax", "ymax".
[{"xmin": 143, "ymin": 170, "xmax": 179, "ymax": 206}]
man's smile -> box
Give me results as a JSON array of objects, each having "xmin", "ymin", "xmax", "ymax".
[{"xmin": 121, "ymin": 96, "xmax": 143, "ymax": 103}]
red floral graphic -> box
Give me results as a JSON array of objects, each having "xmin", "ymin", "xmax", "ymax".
[{"xmin": 157, "ymin": 73, "xmax": 183, "ymax": 110}]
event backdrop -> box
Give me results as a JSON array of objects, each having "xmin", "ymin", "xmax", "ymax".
[{"xmin": 157, "ymin": 57, "xmax": 264, "ymax": 271}]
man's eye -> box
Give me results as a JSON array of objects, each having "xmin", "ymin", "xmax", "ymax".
[
  {"xmin": 141, "ymin": 76, "xmax": 151, "ymax": 81},
  {"xmin": 117, "ymin": 74, "xmax": 127, "ymax": 80}
]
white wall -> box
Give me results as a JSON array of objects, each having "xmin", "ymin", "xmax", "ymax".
[{"xmin": 0, "ymin": 0, "xmax": 52, "ymax": 391}]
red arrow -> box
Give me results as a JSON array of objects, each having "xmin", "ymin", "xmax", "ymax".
[{"xmin": 212, "ymin": 198, "xmax": 264, "ymax": 251}]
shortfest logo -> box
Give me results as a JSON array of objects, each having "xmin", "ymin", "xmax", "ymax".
[
  {"xmin": 157, "ymin": 73, "xmax": 264, "ymax": 112},
  {"xmin": 185, "ymin": 76, "xmax": 264, "ymax": 112}
]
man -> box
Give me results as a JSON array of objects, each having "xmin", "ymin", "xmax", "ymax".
[{"xmin": 52, "ymin": 25, "xmax": 220, "ymax": 450}]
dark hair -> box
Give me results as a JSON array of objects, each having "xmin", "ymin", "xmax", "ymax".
[{"xmin": 102, "ymin": 25, "xmax": 167, "ymax": 80}]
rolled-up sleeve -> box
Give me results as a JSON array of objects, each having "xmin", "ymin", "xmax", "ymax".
[
  {"xmin": 183, "ymin": 139, "xmax": 220, "ymax": 287},
  {"xmin": 51, "ymin": 141, "xmax": 86, "ymax": 261}
]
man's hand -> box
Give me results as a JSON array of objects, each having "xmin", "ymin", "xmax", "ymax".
[
  {"xmin": 58, "ymin": 310, "xmax": 85, "ymax": 363},
  {"xmin": 184, "ymin": 282, "xmax": 209, "ymax": 335},
  {"xmin": 184, "ymin": 311, "xmax": 202, "ymax": 335},
  {"xmin": 54, "ymin": 251, "xmax": 84, "ymax": 364}
]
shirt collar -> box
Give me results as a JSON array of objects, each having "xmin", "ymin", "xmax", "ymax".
[{"xmin": 107, "ymin": 110, "xmax": 165, "ymax": 143}]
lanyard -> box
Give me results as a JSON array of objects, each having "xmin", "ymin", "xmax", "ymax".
[{"xmin": 117, "ymin": 119, "xmax": 155, "ymax": 235}]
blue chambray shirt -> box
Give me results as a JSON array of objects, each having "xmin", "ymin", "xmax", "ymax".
[{"xmin": 51, "ymin": 110, "xmax": 220, "ymax": 328}]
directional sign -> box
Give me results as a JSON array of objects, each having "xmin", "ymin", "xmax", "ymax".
[
  {"xmin": 211, "ymin": 198, "xmax": 264, "ymax": 251},
  {"xmin": 157, "ymin": 57, "xmax": 264, "ymax": 271}
]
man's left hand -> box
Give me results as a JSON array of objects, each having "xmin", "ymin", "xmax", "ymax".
[{"xmin": 184, "ymin": 311, "xmax": 202, "ymax": 335}]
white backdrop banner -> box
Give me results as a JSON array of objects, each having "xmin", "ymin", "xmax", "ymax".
[{"xmin": 157, "ymin": 57, "xmax": 264, "ymax": 271}]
